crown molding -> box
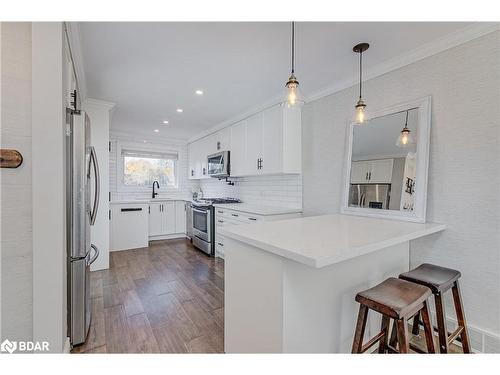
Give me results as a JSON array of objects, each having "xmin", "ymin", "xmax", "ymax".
[
  {"xmin": 110, "ymin": 129, "xmax": 188, "ymax": 146},
  {"xmin": 188, "ymin": 22, "xmax": 499, "ymax": 144},
  {"xmin": 83, "ymin": 97, "xmax": 117, "ymax": 116},
  {"xmin": 64, "ymin": 22, "xmax": 88, "ymax": 101}
]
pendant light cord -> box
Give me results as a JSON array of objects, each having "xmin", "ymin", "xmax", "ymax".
[
  {"xmin": 291, "ymin": 21, "xmax": 295, "ymax": 74},
  {"xmin": 405, "ymin": 110, "xmax": 409, "ymax": 128},
  {"xmin": 359, "ymin": 49, "xmax": 363, "ymax": 99}
]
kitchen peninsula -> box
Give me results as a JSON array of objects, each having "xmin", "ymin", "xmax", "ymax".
[{"xmin": 220, "ymin": 214, "xmax": 446, "ymax": 353}]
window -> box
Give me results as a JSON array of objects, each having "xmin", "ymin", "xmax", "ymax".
[{"xmin": 120, "ymin": 147, "xmax": 179, "ymax": 189}]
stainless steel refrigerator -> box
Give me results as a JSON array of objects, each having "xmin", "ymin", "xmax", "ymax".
[
  {"xmin": 348, "ymin": 183, "xmax": 391, "ymax": 209},
  {"xmin": 66, "ymin": 108, "xmax": 100, "ymax": 346}
]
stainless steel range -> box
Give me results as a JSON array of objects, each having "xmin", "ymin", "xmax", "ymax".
[{"xmin": 191, "ymin": 197, "xmax": 241, "ymax": 255}]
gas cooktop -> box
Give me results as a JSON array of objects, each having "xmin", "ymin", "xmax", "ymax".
[{"xmin": 193, "ymin": 197, "xmax": 242, "ymax": 205}]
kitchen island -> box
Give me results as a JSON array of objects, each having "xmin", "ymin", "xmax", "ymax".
[{"xmin": 219, "ymin": 214, "xmax": 445, "ymax": 353}]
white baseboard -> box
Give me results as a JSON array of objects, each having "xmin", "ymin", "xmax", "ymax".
[
  {"xmin": 428, "ymin": 311, "xmax": 500, "ymax": 353},
  {"xmin": 149, "ymin": 233, "xmax": 187, "ymax": 241}
]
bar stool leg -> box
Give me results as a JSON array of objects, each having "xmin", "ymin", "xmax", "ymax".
[
  {"xmin": 434, "ymin": 292, "xmax": 449, "ymax": 353},
  {"xmin": 420, "ymin": 299, "xmax": 436, "ymax": 353},
  {"xmin": 412, "ymin": 311, "xmax": 420, "ymax": 335},
  {"xmin": 396, "ymin": 318, "xmax": 409, "ymax": 353},
  {"xmin": 389, "ymin": 320, "xmax": 398, "ymax": 351},
  {"xmin": 352, "ymin": 305, "xmax": 368, "ymax": 353},
  {"xmin": 451, "ymin": 281, "xmax": 471, "ymax": 353},
  {"xmin": 378, "ymin": 315, "xmax": 390, "ymax": 353}
]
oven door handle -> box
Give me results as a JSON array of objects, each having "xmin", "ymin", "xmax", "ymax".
[{"xmin": 192, "ymin": 208, "xmax": 209, "ymax": 215}]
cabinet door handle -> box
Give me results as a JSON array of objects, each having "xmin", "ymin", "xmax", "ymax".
[
  {"xmin": 231, "ymin": 213, "xmax": 239, "ymax": 217},
  {"xmin": 149, "ymin": 206, "xmax": 151, "ymax": 214},
  {"xmin": 260, "ymin": 158, "xmax": 263, "ymax": 170},
  {"xmin": 217, "ymin": 210, "xmax": 224, "ymax": 214},
  {"xmin": 248, "ymin": 217, "xmax": 257, "ymax": 221},
  {"xmin": 217, "ymin": 242, "xmax": 224, "ymax": 247},
  {"xmin": 368, "ymin": 171, "xmax": 371, "ymax": 180},
  {"xmin": 218, "ymin": 220, "xmax": 224, "ymax": 223},
  {"xmin": 257, "ymin": 158, "xmax": 259, "ymax": 170}
]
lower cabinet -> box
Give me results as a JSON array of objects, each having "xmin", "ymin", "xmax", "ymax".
[
  {"xmin": 148, "ymin": 200, "xmax": 186, "ymax": 239},
  {"xmin": 214, "ymin": 207, "xmax": 301, "ymax": 259}
]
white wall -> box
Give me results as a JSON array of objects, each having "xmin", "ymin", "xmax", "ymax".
[
  {"xmin": 32, "ymin": 22, "xmax": 67, "ymax": 353},
  {"xmin": 84, "ymin": 99, "xmax": 114, "ymax": 271},
  {"xmin": 199, "ymin": 174, "xmax": 302, "ymax": 208},
  {"xmin": 0, "ymin": 22, "xmax": 33, "ymax": 342},
  {"xmin": 109, "ymin": 131, "xmax": 199, "ymax": 201},
  {"xmin": 302, "ymin": 31, "xmax": 500, "ymax": 352}
]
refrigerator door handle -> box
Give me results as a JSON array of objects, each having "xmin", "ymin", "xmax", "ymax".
[
  {"xmin": 89, "ymin": 244, "xmax": 99, "ymax": 265},
  {"xmin": 89, "ymin": 146, "xmax": 100, "ymax": 225}
]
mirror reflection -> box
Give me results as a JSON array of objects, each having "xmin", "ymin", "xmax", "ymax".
[{"xmin": 348, "ymin": 108, "xmax": 418, "ymax": 212}]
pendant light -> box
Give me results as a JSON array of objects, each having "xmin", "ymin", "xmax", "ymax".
[
  {"xmin": 284, "ymin": 22, "xmax": 303, "ymax": 107},
  {"xmin": 396, "ymin": 110, "xmax": 415, "ymax": 147},
  {"xmin": 352, "ymin": 43, "xmax": 370, "ymax": 125}
]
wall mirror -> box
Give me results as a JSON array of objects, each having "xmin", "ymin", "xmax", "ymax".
[{"xmin": 341, "ymin": 96, "xmax": 431, "ymax": 223}]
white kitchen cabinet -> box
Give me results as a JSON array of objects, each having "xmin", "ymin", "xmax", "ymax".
[
  {"xmin": 148, "ymin": 202, "xmax": 163, "ymax": 236},
  {"xmin": 350, "ymin": 159, "xmax": 394, "ymax": 184},
  {"xmin": 369, "ymin": 159, "xmax": 394, "ymax": 183},
  {"xmin": 149, "ymin": 200, "xmax": 186, "ymax": 239},
  {"xmin": 175, "ymin": 201, "xmax": 186, "ymax": 234},
  {"xmin": 237, "ymin": 104, "xmax": 301, "ymax": 177},
  {"xmin": 245, "ymin": 113, "xmax": 264, "ymax": 174},
  {"xmin": 187, "ymin": 104, "xmax": 301, "ymax": 179},
  {"xmin": 350, "ymin": 161, "xmax": 372, "ymax": 183},
  {"xmin": 214, "ymin": 206, "xmax": 301, "ymax": 258},
  {"xmin": 110, "ymin": 203, "xmax": 149, "ymax": 251},
  {"xmin": 214, "ymin": 127, "xmax": 231, "ymax": 151},
  {"xmin": 229, "ymin": 120, "xmax": 246, "ymax": 177},
  {"xmin": 162, "ymin": 201, "xmax": 176, "ymax": 234}
]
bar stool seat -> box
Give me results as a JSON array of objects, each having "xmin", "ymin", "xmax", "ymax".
[
  {"xmin": 352, "ymin": 277, "xmax": 435, "ymax": 354},
  {"xmin": 399, "ymin": 263, "xmax": 471, "ymax": 353},
  {"xmin": 356, "ymin": 277, "xmax": 432, "ymax": 319},
  {"xmin": 399, "ymin": 263, "xmax": 461, "ymax": 294}
]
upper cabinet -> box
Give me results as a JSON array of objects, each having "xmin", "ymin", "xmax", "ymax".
[
  {"xmin": 350, "ymin": 158, "xmax": 394, "ymax": 184},
  {"xmin": 188, "ymin": 104, "xmax": 301, "ymax": 179}
]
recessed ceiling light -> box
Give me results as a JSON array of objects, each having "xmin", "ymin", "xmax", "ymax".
[
  {"xmin": 176, "ymin": 108, "xmax": 183, "ymax": 113},
  {"xmin": 163, "ymin": 120, "xmax": 169, "ymax": 124},
  {"xmin": 154, "ymin": 129, "xmax": 159, "ymax": 133},
  {"xmin": 195, "ymin": 90, "xmax": 203, "ymax": 95},
  {"xmin": 143, "ymin": 140, "xmax": 147, "ymax": 143}
]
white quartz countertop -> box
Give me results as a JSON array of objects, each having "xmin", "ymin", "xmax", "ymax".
[
  {"xmin": 219, "ymin": 214, "xmax": 446, "ymax": 268},
  {"xmin": 110, "ymin": 198, "xmax": 187, "ymax": 205},
  {"xmin": 213, "ymin": 203, "xmax": 302, "ymax": 216}
]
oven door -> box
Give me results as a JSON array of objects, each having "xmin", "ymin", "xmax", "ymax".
[{"xmin": 192, "ymin": 206, "xmax": 211, "ymax": 242}]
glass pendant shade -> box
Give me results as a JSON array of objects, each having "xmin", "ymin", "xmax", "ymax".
[
  {"xmin": 353, "ymin": 98, "xmax": 369, "ymax": 125},
  {"xmin": 396, "ymin": 127, "xmax": 415, "ymax": 147},
  {"xmin": 284, "ymin": 73, "xmax": 304, "ymax": 108}
]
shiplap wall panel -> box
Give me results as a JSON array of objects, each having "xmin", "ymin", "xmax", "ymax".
[{"xmin": 0, "ymin": 22, "xmax": 33, "ymax": 341}]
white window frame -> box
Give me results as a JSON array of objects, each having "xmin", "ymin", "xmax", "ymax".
[{"xmin": 116, "ymin": 141, "xmax": 180, "ymax": 193}]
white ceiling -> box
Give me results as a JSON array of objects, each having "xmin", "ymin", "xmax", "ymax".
[
  {"xmin": 78, "ymin": 22, "xmax": 473, "ymax": 140},
  {"xmin": 352, "ymin": 109, "xmax": 418, "ymax": 160}
]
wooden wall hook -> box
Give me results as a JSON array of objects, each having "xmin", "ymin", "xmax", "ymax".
[{"xmin": 0, "ymin": 149, "xmax": 23, "ymax": 168}]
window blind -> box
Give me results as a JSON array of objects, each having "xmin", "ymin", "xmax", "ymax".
[{"xmin": 121, "ymin": 148, "xmax": 178, "ymax": 160}]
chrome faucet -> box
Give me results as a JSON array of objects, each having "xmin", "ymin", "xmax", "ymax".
[{"xmin": 152, "ymin": 181, "xmax": 159, "ymax": 199}]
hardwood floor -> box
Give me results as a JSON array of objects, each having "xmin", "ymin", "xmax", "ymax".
[{"xmin": 72, "ymin": 238, "xmax": 225, "ymax": 354}]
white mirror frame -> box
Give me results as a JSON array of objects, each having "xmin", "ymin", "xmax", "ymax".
[{"xmin": 341, "ymin": 96, "xmax": 432, "ymax": 223}]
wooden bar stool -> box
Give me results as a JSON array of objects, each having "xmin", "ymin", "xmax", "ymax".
[
  {"xmin": 399, "ymin": 263, "xmax": 471, "ymax": 353},
  {"xmin": 352, "ymin": 277, "xmax": 435, "ymax": 354}
]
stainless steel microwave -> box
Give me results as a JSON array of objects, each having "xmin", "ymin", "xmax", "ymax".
[{"xmin": 207, "ymin": 151, "xmax": 230, "ymax": 178}]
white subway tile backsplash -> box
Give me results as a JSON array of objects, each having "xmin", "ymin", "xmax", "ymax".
[{"xmin": 200, "ymin": 174, "xmax": 302, "ymax": 208}]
